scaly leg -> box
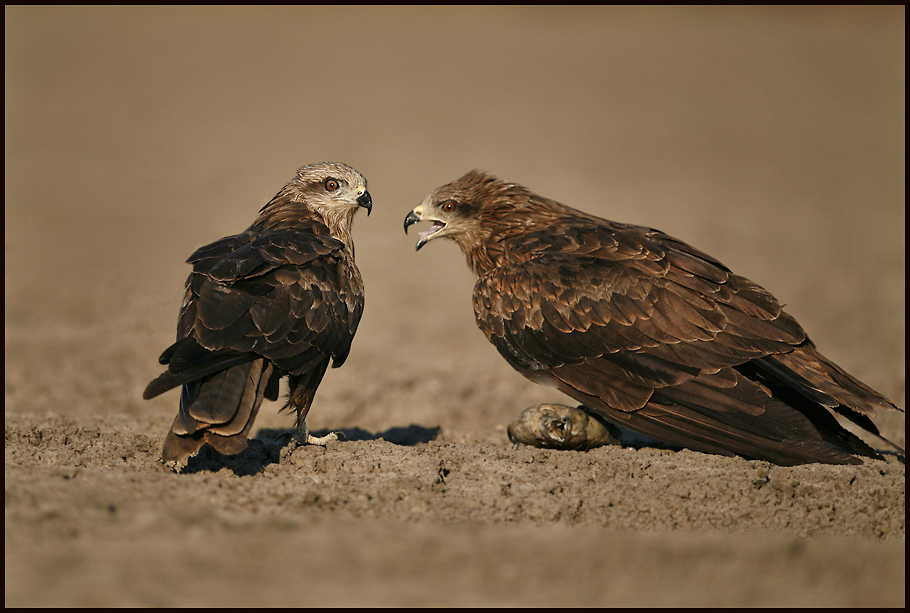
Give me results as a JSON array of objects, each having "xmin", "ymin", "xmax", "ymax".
[
  {"xmin": 296, "ymin": 423, "xmax": 339, "ymax": 446},
  {"xmin": 286, "ymin": 360, "xmax": 340, "ymax": 446}
]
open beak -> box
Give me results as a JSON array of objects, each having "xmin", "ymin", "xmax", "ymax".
[
  {"xmin": 403, "ymin": 206, "xmax": 445, "ymax": 251},
  {"xmin": 356, "ymin": 190, "xmax": 372, "ymax": 216}
]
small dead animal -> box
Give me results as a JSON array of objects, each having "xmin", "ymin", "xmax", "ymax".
[{"xmin": 508, "ymin": 403, "xmax": 621, "ymax": 451}]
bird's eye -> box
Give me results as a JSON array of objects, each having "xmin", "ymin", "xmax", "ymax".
[
  {"xmin": 325, "ymin": 179, "xmax": 339, "ymax": 191},
  {"xmin": 442, "ymin": 201, "xmax": 456, "ymax": 213}
]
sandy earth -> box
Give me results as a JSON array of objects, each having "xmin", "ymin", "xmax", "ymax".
[{"xmin": 5, "ymin": 6, "xmax": 904, "ymax": 607}]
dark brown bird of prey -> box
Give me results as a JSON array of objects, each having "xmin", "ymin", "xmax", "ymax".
[
  {"xmin": 404, "ymin": 170, "xmax": 903, "ymax": 466},
  {"xmin": 145, "ymin": 162, "xmax": 371, "ymax": 462}
]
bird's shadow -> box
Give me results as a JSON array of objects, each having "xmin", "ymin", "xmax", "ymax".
[{"xmin": 177, "ymin": 424, "xmax": 441, "ymax": 476}]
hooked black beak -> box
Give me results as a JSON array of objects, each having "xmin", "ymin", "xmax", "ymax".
[
  {"xmin": 403, "ymin": 210, "xmax": 420, "ymax": 233},
  {"xmin": 404, "ymin": 208, "xmax": 439, "ymax": 251},
  {"xmin": 357, "ymin": 191, "xmax": 372, "ymax": 216}
]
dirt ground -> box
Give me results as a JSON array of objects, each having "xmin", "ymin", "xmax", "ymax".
[{"xmin": 5, "ymin": 6, "xmax": 905, "ymax": 607}]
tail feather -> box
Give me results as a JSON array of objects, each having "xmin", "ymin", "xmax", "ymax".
[
  {"xmin": 757, "ymin": 344, "xmax": 900, "ymax": 416},
  {"xmin": 187, "ymin": 362, "xmax": 257, "ymax": 425},
  {"xmin": 161, "ymin": 358, "xmax": 274, "ymax": 462},
  {"xmin": 161, "ymin": 428, "xmax": 206, "ymax": 463},
  {"xmin": 208, "ymin": 361, "xmax": 273, "ymax": 437},
  {"xmin": 741, "ymin": 344, "xmax": 902, "ymax": 457}
]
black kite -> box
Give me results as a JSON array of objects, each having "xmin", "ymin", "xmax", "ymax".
[
  {"xmin": 404, "ymin": 170, "xmax": 903, "ymax": 465},
  {"xmin": 145, "ymin": 162, "xmax": 371, "ymax": 462}
]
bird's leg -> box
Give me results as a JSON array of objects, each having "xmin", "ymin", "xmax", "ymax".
[
  {"xmin": 295, "ymin": 420, "xmax": 339, "ymax": 446},
  {"xmin": 286, "ymin": 362, "xmax": 340, "ymax": 447}
]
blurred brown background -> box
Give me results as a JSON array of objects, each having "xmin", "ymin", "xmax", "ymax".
[{"xmin": 5, "ymin": 6, "xmax": 904, "ymax": 607}]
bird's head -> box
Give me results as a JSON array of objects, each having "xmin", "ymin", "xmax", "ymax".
[
  {"xmin": 404, "ymin": 170, "xmax": 545, "ymax": 275},
  {"xmin": 404, "ymin": 170, "xmax": 518, "ymax": 251},
  {"xmin": 258, "ymin": 161, "xmax": 371, "ymax": 252},
  {"xmin": 288, "ymin": 161, "xmax": 372, "ymax": 220}
]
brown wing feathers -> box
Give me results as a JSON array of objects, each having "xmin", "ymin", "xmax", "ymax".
[{"xmin": 147, "ymin": 233, "xmax": 359, "ymax": 461}]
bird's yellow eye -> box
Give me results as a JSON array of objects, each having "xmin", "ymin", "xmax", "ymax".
[
  {"xmin": 443, "ymin": 201, "xmax": 456, "ymax": 213},
  {"xmin": 325, "ymin": 179, "xmax": 339, "ymax": 191}
]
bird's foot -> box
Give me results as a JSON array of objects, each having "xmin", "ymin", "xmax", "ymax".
[
  {"xmin": 292, "ymin": 420, "xmax": 344, "ymax": 447},
  {"xmin": 277, "ymin": 428, "xmax": 341, "ymax": 463},
  {"xmin": 298, "ymin": 430, "xmax": 341, "ymax": 446}
]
